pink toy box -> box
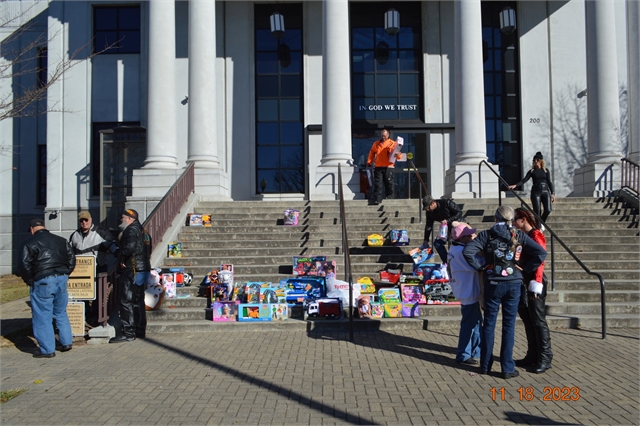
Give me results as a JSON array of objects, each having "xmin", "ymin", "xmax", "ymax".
[
  {"xmin": 284, "ymin": 209, "xmax": 300, "ymax": 226},
  {"xmin": 212, "ymin": 301, "xmax": 238, "ymax": 322}
]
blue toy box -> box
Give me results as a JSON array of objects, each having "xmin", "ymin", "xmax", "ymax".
[
  {"xmin": 237, "ymin": 304, "xmax": 272, "ymax": 322},
  {"xmin": 283, "ymin": 277, "xmax": 326, "ymax": 305},
  {"xmin": 390, "ymin": 229, "xmax": 409, "ymax": 246}
]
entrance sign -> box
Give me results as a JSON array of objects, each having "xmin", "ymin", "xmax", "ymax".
[
  {"xmin": 68, "ymin": 255, "xmax": 96, "ymax": 300},
  {"xmin": 67, "ymin": 301, "xmax": 85, "ymax": 337}
]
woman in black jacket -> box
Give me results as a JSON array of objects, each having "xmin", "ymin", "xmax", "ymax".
[{"xmin": 508, "ymin": 152, "xmax": 555, "ymax": 226}]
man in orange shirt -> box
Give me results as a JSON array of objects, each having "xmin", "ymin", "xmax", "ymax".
[{"xmin": 366, "ymin": 129, "xmax": 398, "ymax": 205}]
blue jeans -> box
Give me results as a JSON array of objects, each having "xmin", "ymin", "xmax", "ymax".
[
  {"xmin": 30, "ymin": 274, "xmax": 73, "ymax": 354},
  {"xmin": 457, "ymin": 302, "xmax": 482, "ymax": 362},
  {"xmin": 481, "ymin": 280, "xmax": 521, "ymax": 373},
  {"xmin": 434, "ymin": 238, "xmax": 448, "ymax": 263}
]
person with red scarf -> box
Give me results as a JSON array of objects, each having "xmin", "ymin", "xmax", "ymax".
[{"xmin": 513, "ymin": 207, "xmax": 553, "ymax": 374}]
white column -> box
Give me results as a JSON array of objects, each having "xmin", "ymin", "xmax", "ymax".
[
  {"xmin": 144, "ymin": 0, "xmax": 178, "ymax": 169},
  {"xmin": 311, "ymin": 0, "xmax": 360, "ymax": 200},
  {"xmin": 573, "ymin": 0, "xmax": 622, "ymax": 196},
  {"xmin": 445, "ymin": 0, "xmax": 498, "ymax": 198},
  {"xmin": 627, "ymin": 0, "xmax": 640, "ymax": 163},
  {"xmin": 188, "ymin": 0, "xmax": 219, "ymax": 168},
  {"xmin": 321, "ymin": 0, "xmax": 353, "ymax": 165}
]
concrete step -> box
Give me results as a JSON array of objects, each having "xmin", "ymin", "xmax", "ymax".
[
  {"xmin": 144, "ymin": 313, "xmax": 640, "ymax": 334},
  {"xmin": 545, "ymin": 302, "xmax": 640, "ymax": 315},
  {"xmin": 545, "ymin": 290, "xmax": 640, "ymax": 303}
]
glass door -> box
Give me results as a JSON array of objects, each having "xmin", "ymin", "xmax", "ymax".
[{"xmin": 352, "ymin": 130, "xmax": 429, "ymax": 199}]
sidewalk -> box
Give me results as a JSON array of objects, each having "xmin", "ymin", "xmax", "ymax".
[{"xmin": 0, "ymin": 313, "xmax": 638, "ymax": 425}]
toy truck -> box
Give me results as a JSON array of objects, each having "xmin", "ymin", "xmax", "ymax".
[{"xmin": 304, "ymin": 298, "xmax": 342, "ymax": 319}]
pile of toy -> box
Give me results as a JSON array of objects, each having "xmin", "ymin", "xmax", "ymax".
[
  {"xmin": 144, "ymin": 268, "xmax": 194, "ymax": 311},
  {"xmin": 205, "ymin": 256, "xmax": 347, "ymax": 322}
]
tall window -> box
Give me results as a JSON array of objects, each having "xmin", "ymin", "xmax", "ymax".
[
  {"xmin": 254, "ymin": 4, "xmax": 304, "ymax": 194},
  {"xmin": 94, "ymin": 5, "xmax": 141, "ymax": 54},
  {"xmin": 482, "ymin": 1, "xmax": 521, "ymax": 185},
  {"xmin": 92, "ymin": 122, "xmax": 139, "ymax": 196},
  {"xmin": 37, "ymin": 145, "xmax": 46, "ymax": 206},
  {"xmin": 350, "ymin": 2, "xmax": 422, "ymax": 123}
]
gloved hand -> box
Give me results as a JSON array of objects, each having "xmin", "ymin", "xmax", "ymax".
[{"xmin": 528, "ymin": 280, "xmax": 543, "ymax": 295}]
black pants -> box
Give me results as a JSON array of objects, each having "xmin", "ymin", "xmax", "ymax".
[
  {"xmin": 373, "ymin": 167, "xmax": 394, "ymax": 203},
  {"xmin": 118, "ymin": 271, "xmax": 146, "ymax": 338},
  {"xmin": 518, "ymin": 293, "xmax": 553, "ymax": 364},
  {"xmin": 531, "ymin": 188, "xmax": 552, "ymax": 222}
]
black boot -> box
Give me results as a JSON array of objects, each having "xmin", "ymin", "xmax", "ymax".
[
  {"xmin": 530, "ymin": 296, "xmax": 552, "ymax": 373},
  {"xmin": 516, "ymin": 305, "xmax": 538, "ymax": 367}
]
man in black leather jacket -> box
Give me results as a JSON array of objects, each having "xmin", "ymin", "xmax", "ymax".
[
  {"xmin": 19, "ymin": 218, "xmax": 76, "ymax": 358},
  {"xmin": 110, "ymin": 209, "xmax": 151, "ymax": 343},
  {"xmin": 422, "ymin": 195, "xmax": 465, "ymax": 263}
]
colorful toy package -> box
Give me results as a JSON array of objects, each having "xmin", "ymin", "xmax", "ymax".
[
  {"xmin": 219, "ymin": 264, "xmax": 234, "ymax": 288},
  {"xmin": 379, "ymin": 269, "xmax": 402, "ymax": 285},
  {"xmin": 292, "ymin": 256, "xmax": 328, "ymax": 276},
  {"xmin": 231, "ymin": 282, "xmax": 246, "ymax": 302},
  {"xmin": 413, "ymin": 263, "xmax": 439, "ymax": 280},
  {"xmin": 211, "ymin": 283, "xmax": 231, "ymax": 302},
  {"xmin": 202, "ymin": 214, "xmax": 212, "ymax": 226},
  {"xmin": 188, "ymin": 214, "xmax": 203, "ymax": 226},
  {"xmin": 304, "ymin": 298, "xmax": 343, "ymax": 320},
  {"xmin": 370, "ymin": 302, "xmax": 384, "ymax": 318},
  {"xmin": 162, "ymin": 273, "xmax": 177, "ymax": 299},
  {"xmin": 390, "ymin": 229, "xmax": 409, "ymax": 246},
  {"xmin": 409, "ymin": 247, "xmax": 434, "ymax": 264},
  {"xmin": 237, "ymin": 304, "xmax": 272, "ymax": 322},
  {"xmin": 383, "ymin": 302, "xmax": 402, "ymax": 318},
  {"xmin": 283, "ymin": 277, "xmax": 326, "ymax": 305},
  {"xmin": 424, "ymin": 279, "xmax": 458, "ymax": 303},
  {"xmin": 283, "ymin": 209, "xmax": 300, "ymax": 226},
  {"xmin": 167, "ymin": 242, "xmax": 182, "ymax": 258},
  {"xmin": 357, "ymin": 277, "xmax": 376, "ymax": 294},
  {"xmin": 367, "ymin": 234, "xmax": 384, "ymax": 247},
  {"xmin": 260, "ymin": 286, "xmax": 280, "ymax": 304},
  {"xmin": 402, "ymin": 302, "xmax": 420, "ymax": 317},
  {"xmin": 400, "ymin": 284, "xmax": 427, "ymax": 304},
  {"xmin": 244, "ymin": 282, "xmax": 266, "ymax": 304},
  {"xmin": 212, "ymin": 301, "xmax": 238, "ymax": 322},
  {"xmin": 400, "ymin": 275, "xmax": 423, "ymax": 285},
  {"xmin": 270, "ymin": 303, "xmax": 289, "ymax": 321},
  {"xmin": 378, "ymin": 288, "xmax": 401, "ymax": 304}
]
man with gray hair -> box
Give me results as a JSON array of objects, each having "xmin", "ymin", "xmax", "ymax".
[{"xmin": 109, "ymin": 209, "xmax": 151, "ymax": 343}]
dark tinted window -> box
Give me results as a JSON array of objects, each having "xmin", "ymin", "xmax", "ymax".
[{"xmin": 94, "ymin": 5, "xmax": 141, "ymax": 54}]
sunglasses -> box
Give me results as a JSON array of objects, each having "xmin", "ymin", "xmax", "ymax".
[{"xmin": 79, "ymin": 218, "xmax": 90, "ymax": 222}]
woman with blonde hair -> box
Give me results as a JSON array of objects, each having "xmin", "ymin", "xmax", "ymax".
[
  {"xmin": 463, "ymin": 205, "xmax": 547, "ymax": 379},
  {"xmin": 508, "ymin": 152, "xmax": 555, "ymax": 226}
]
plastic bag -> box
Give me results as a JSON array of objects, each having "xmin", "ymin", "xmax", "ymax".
[
  {"xmin": 438, "ymin": 221, "xmax": 448, "ymax": 240},
  {"xmin": 325, "ymin": 277, "xmax": 360, "ymax": 308}
]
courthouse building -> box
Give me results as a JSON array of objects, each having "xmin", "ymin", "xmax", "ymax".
[{"xmin": 1, "ymin": 0, "xmax": 638, "ymax": 274}]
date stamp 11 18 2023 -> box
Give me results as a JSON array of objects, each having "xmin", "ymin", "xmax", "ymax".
[{"xmin": 490, "ymin": 386, "xmax": 580, "ymax": 402}]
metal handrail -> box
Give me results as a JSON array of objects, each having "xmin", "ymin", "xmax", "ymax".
[
  {"xmin": 621, "ymin": 157, "xmax": 639, "ymax": 196},
  {"xmin": 337, "ymin": 163, "xmax": 355, "ymax": 341},
  {"xmin": 143, "ymin": 163, "xmax": 195, "ymax": 252},
  {"xmin": 97, "ymin": 163, "xmax": 196, "ymax": 326},
  {"xmin": 479, "ymin": 160, "xmax": 607, "ymax": 339}
]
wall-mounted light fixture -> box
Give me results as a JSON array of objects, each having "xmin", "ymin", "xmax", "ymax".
[
  {"xmin": 577, "ymin": 89, "xmax": 587, "ymax": 99},
  {"xmin": 499, "ymin": 6, "xmax": 516, "ymax": 35},
  {"xmin": 384, "ymin": 8, "xmax": 400, "ymax": 36},
  {"xmin": 270, "ymin": 12, "xmax": 285, "ymax": 39}
]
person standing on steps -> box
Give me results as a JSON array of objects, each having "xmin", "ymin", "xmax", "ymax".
[
  {"xmin": 421, "ymin": 195, "xmax": 465, "ymax": 263},
  {"xmin": 508, "ymin": 152, "xmax": 555, "ymax": 229},
  {"xmin": 110, "ymin": 209, "xmax": 151, "ymax": 343},
  {"xmin": 463, "ymin": 206, "xmax": 547, "ymax": 380},
  {"xmin": 366, "ymin": 128, "xmax": 399, "ymax": 205},
  {"xmin": 513, "ymin": 207, "xmax": 553, "ymax": 374},
  {"xmin": 19, "ymin": 218, "xmax": 76, "ymax": 358}
]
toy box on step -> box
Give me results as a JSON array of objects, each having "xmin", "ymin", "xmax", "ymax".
[
  {"xmin": 390, "ymin": 230, "xmax": 409, "ymax": 246},
  {"xmin": 424, "ymin": 279, "xmax": 459, "ymax": 304},
  {"xmin": 283, "ymin": 277, "xmax": 326, "ymax": 306},
  {"xmin": 378, "ymin": 288, "xmax": 401, "ymax": 304},
  {"xmin": 219, "ymin": 264, "xmax": 234, "ymax": 287},
  {"xmin": 238, "ymin": 304, "xmax": 272, "ymax": 322},
  {"xmin": 304, "ymin": 297, "xmax": 343, "ymax": 320},
  {"xmin": 367, "ymin": 234, "xmax": 384, "ymax": 247},
  {"xmin": 402, "ymin": 302, "xmax": 420, "ymax": 317},
  {"xmin": 270, "ymin": 303, "xmax": 289, "ymax": 321},
  {"xmin": 379, "ymin": 269, "xmax": 402, "ymax": 285},
  {"xmin": 383, "ymin": 302, "xmax": 402, "ymax": 318},
  {"xmin": 167, "ymin": 242, "xmax": 182, "ymax": 258},
  {"xmin": 212, "ymin": 301, "xmax": 238, "ymax": 322},
  {"xmin": 357, "ymin": 277, "xmax": 376, "ymax": 294},
  {"xmin": 187, "ymin": 214, "xmax": 203, "ymax": 226},
  {"xmin": 413, "ymin": 263, "xmax": 439, "ymax": 281},
  {"xmin": 292, "ymin": 256, "xmax": 329, "ymax": 276},
  {"xmin": 283, "ymin": 209, "xmax": 300, "ymax": 226},
  {"xmin": 409, "ymin": 247, "xmax": 434, "ymax": 264},
  {"xmin": 162, "ymin": 273, "xmax": 177, "ymax": 299},
  {"xmin": 370, "ymin": 302, "xmax": 384, "ymax": 318},
  {"xmin": 400, "ymin": 284, "xmax": 426, "ymax": 304},
  {"xmin": 245, "ymin": 282, "xmax": 269, "ymax": 304}
]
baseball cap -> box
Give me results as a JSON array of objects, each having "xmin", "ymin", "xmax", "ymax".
[
  {"xmin": 123, "ymin": 209, "xmax": 139, "ymax": 220},
  {"xmin": 452, "ymin": 223, "xmax": 476, "ymax": 240},
  {"xmin": 78, "ymin": 211, "xmax": 91, "ymax": 220},
  {"xmin": 29, "ymin": 218, "xmax": 45, "ymax": 229}
]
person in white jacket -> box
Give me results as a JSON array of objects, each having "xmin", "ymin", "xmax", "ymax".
[{"xmin": 447, "ymin": 223, "xmax": 483, "ymax": 365}]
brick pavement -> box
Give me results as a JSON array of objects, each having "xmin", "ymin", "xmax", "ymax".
[{"xmin": 1, "ymin": 318, "xmax": 638, "ymax": 425}]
